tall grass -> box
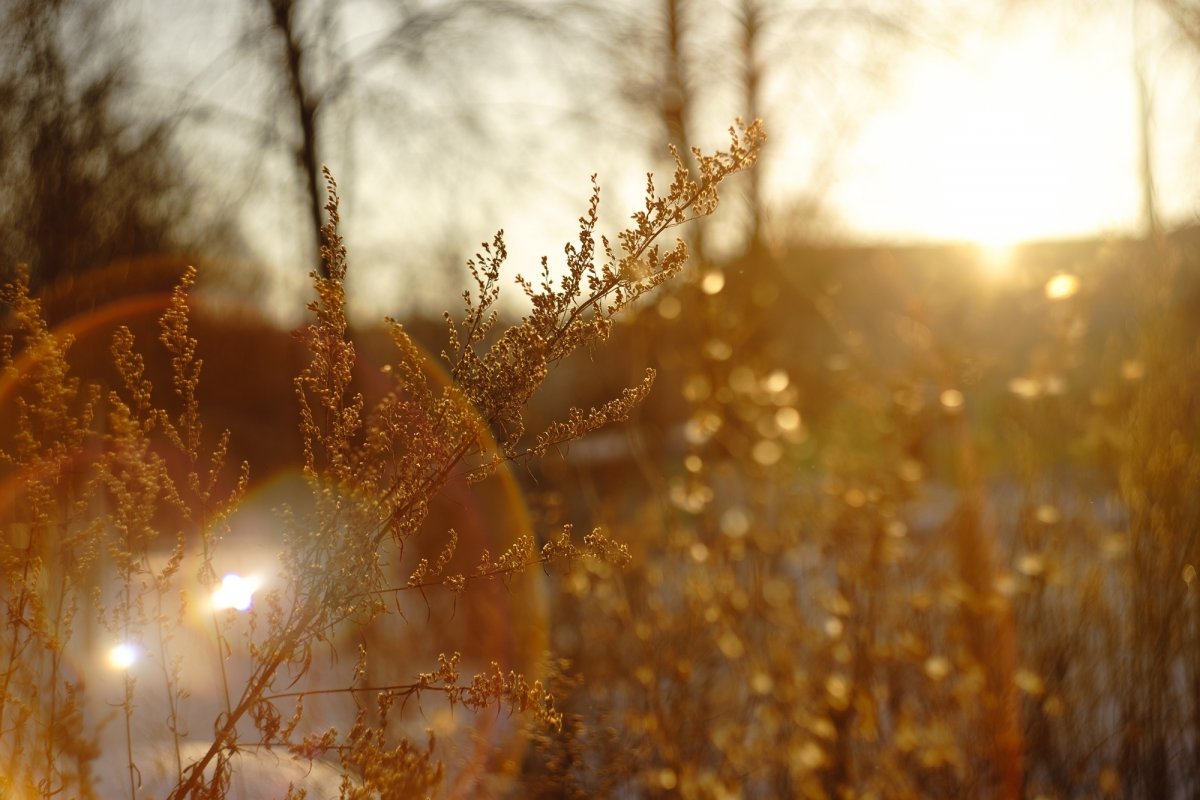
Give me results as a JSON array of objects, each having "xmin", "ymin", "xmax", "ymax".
[{"xmin": 519, "ymin": 235, "xmax": 1200, "ymax": 799}]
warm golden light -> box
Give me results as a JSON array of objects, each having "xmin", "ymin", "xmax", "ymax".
[
  {"xmin": 978, "ymin": 242, "xmax": 1015, "ymax": 275},
  {"xmin": 829, "ymin": 20, "xmax": 1142, "ymax": 250},
  {"xmin": 924, "ymin": 655, "xmax": 951, "ymax": 681},
  {"xmin": 1045, "ymin": 273, "xmax": 1080, "ymax": 299},
  {"xmin": 774, "ymin": 406, "xmax": 801, "ymax": 432},
  {"xmin": 699, "ymin": 270, "xmax": 725, "ymax": 295},
  {"xmin": 656, "ymin": 295, "xmax": 682, "ymax": 319},
  {"xmin": 211, "ymin": 573, "xmax": 262, "ymax": 612},
  {"xmin": 107, "ymin": 642, "xmax": 138, "ymax": 670},
  {"xmin": 751, "ymin": 439, "xmax": 783, "ymax": 466},
  {"xmin": 939, "ymin": 388, "xmax": 965, "ymax": 410},
  {"xmin": 1008, "ymin": 376, "xmax": 1041, "ymax": 399},
  {"xmin": 1121, "ymin": 359, "xmax": 1145, "ymax": 380},
  {"xmin": 762, "ymin": 369, "xmax": 789, "ymax": 394}
]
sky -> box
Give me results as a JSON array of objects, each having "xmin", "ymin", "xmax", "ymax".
[
  {"xmin": 128, "ymin": 0, "xmax": 1200, "ymax": 319},
  {"xmin": 825, "ymin": 1, "xmax": 1199, "ymax": 247}
]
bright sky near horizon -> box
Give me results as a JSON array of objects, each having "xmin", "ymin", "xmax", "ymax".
[
  {"xmin": 132, "ymin": 0, "xmax": 1200, "ymax": 317},
  {"xmin": 824, "ymin": 2, "xmax": 1197, "ymax": 247}
]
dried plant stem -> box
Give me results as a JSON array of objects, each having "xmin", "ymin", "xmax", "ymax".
[
  {"xmin": 149, "ymin": 562, "xmax": 185, "ymax": 785},
  {"xmin": 44, "ymin": 545, "xmax": 71, "ymax": 791}
]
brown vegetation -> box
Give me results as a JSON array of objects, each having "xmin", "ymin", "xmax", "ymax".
[{"xmin": 0, "ymin": 123, "xmax": 763, "ymax": 798}]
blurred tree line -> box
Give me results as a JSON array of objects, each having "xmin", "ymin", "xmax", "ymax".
[
  {"xmin": 0, "ymin": 0, "xmax": 222, "ymax": 301},
  {"xmin": 2, "ymin": 0, "xmax": 1195, "ymax": 304},
  {"xmin": 0, "ymin": 0, "xmax": 937, "ymax": 308}
]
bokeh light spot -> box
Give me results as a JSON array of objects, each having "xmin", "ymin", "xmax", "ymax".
[
  {"xmin": 762, "ymin": 369, "xmax": 790, "ymax": 394},
  {"xmin": 751, "ymin": 439, "xmax": 783, "ymax": 465},
  {"xmin": 1009, "ymin": 376, "xmax": 1041, "ymax": 399},
  {"xmin": 924, "ymin": 655, "xmax": 951, "ymax": 681},
  {"xmin": 1045, "ymin": 272, "xmax": 1080, "ymax": 299},
  {"xmin": 750, "ymin": 670, "xmax": 774, "ymax": 695},
  {"xmin": 657, "ymin": 295, "xmax": 682, "ymax": 320},
  {"xmin": 720, "ymin": 507, "xmax": 751, "ymax": 538},
  {"xmin": 1018, "ymin": 553, "xmax": 1047, "ymax": 577},
  {"xmin": 939, "ymin": 388, "xmax": 964, "ymax": 410},
  {"xmin": 1035, "ymin": 505, "xmax": 1061, "ymax": 525},
  {"xmin": 1014, "ymin": 668, "xmax": 1046, "ymax": 696},
  {"xmin": 700, "ymin": 270, "xmax": 726, "ymax": 295},
  {"xmin": 728, "ymin": 365, "xmax": 756, "ymax": 394},
  {"xmin": 774, "ymin": 406, "xmax": 801, "ymax": 432},
  {"xmin": 825, "ymin": 674, "xmax": 850, "ymax": 708},
  {"xmin": 1121, "ymin": 359, "xmax": 1145, "ymax": 381},
  {"xmin": 703, "ymin": 338, "xmax": 733, "ymax": 361},
  {"xmin": 717, "ymin": 630, "xmax": 745, "ymax": 660}
]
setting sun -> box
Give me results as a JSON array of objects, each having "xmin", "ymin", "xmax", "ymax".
[{"xmin": 832, "ymin": 17, "xmax": 1142, "ymax": 248}]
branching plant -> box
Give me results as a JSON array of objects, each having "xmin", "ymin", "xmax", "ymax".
[{"xmin": 0, "ymin": 121, "xmax": 763, "ymax": 798}]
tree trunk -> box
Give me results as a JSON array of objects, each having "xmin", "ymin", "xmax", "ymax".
[{"xmin": 267, "ymin": 0, "xmax": 328, "ymax": 278}]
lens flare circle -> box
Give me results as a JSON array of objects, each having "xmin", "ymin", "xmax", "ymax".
[{"xmin": 0, "ymin": 266, "xmax": 544, "ymax": 798}]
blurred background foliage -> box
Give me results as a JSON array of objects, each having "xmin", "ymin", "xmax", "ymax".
[{"xmin": 4, "ymin": 0, "xmax": 1200, "ymax": 797}]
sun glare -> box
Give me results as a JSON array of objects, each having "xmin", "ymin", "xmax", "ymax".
[
  {"xmin": 832, "ymin": 19, "xmax": 1138, "ymax": 249},
  {"xmin": 977, "ymin": 242, "xmax": 1016, "ymax": 275},
  {"xmin": 1045, "ymin": 272, "xmax": 1080, "ymax": 299},
  {"xmin": 211, "ymin": 573, "xmax": 262, "ymax": 612},
  {"xmin": 107, "ymin": 642, "xmax": 138, "ymax": 670}
]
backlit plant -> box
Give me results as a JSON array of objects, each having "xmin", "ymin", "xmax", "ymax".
[{"xmin": 0, "ymin": 121, "xmax": 764, "ymax": 799}]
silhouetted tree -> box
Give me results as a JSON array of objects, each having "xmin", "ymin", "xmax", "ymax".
[
  {"xmin": 0, "ymin": 0, "xmax": 213, "ymax": 294},
  {"xmin": 248, "ymin": 0, "xmax": 555, "ymax": 279},
  {"xmin": 589, "ymin": 0, "xmax": 936, "ymax": 258}
]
